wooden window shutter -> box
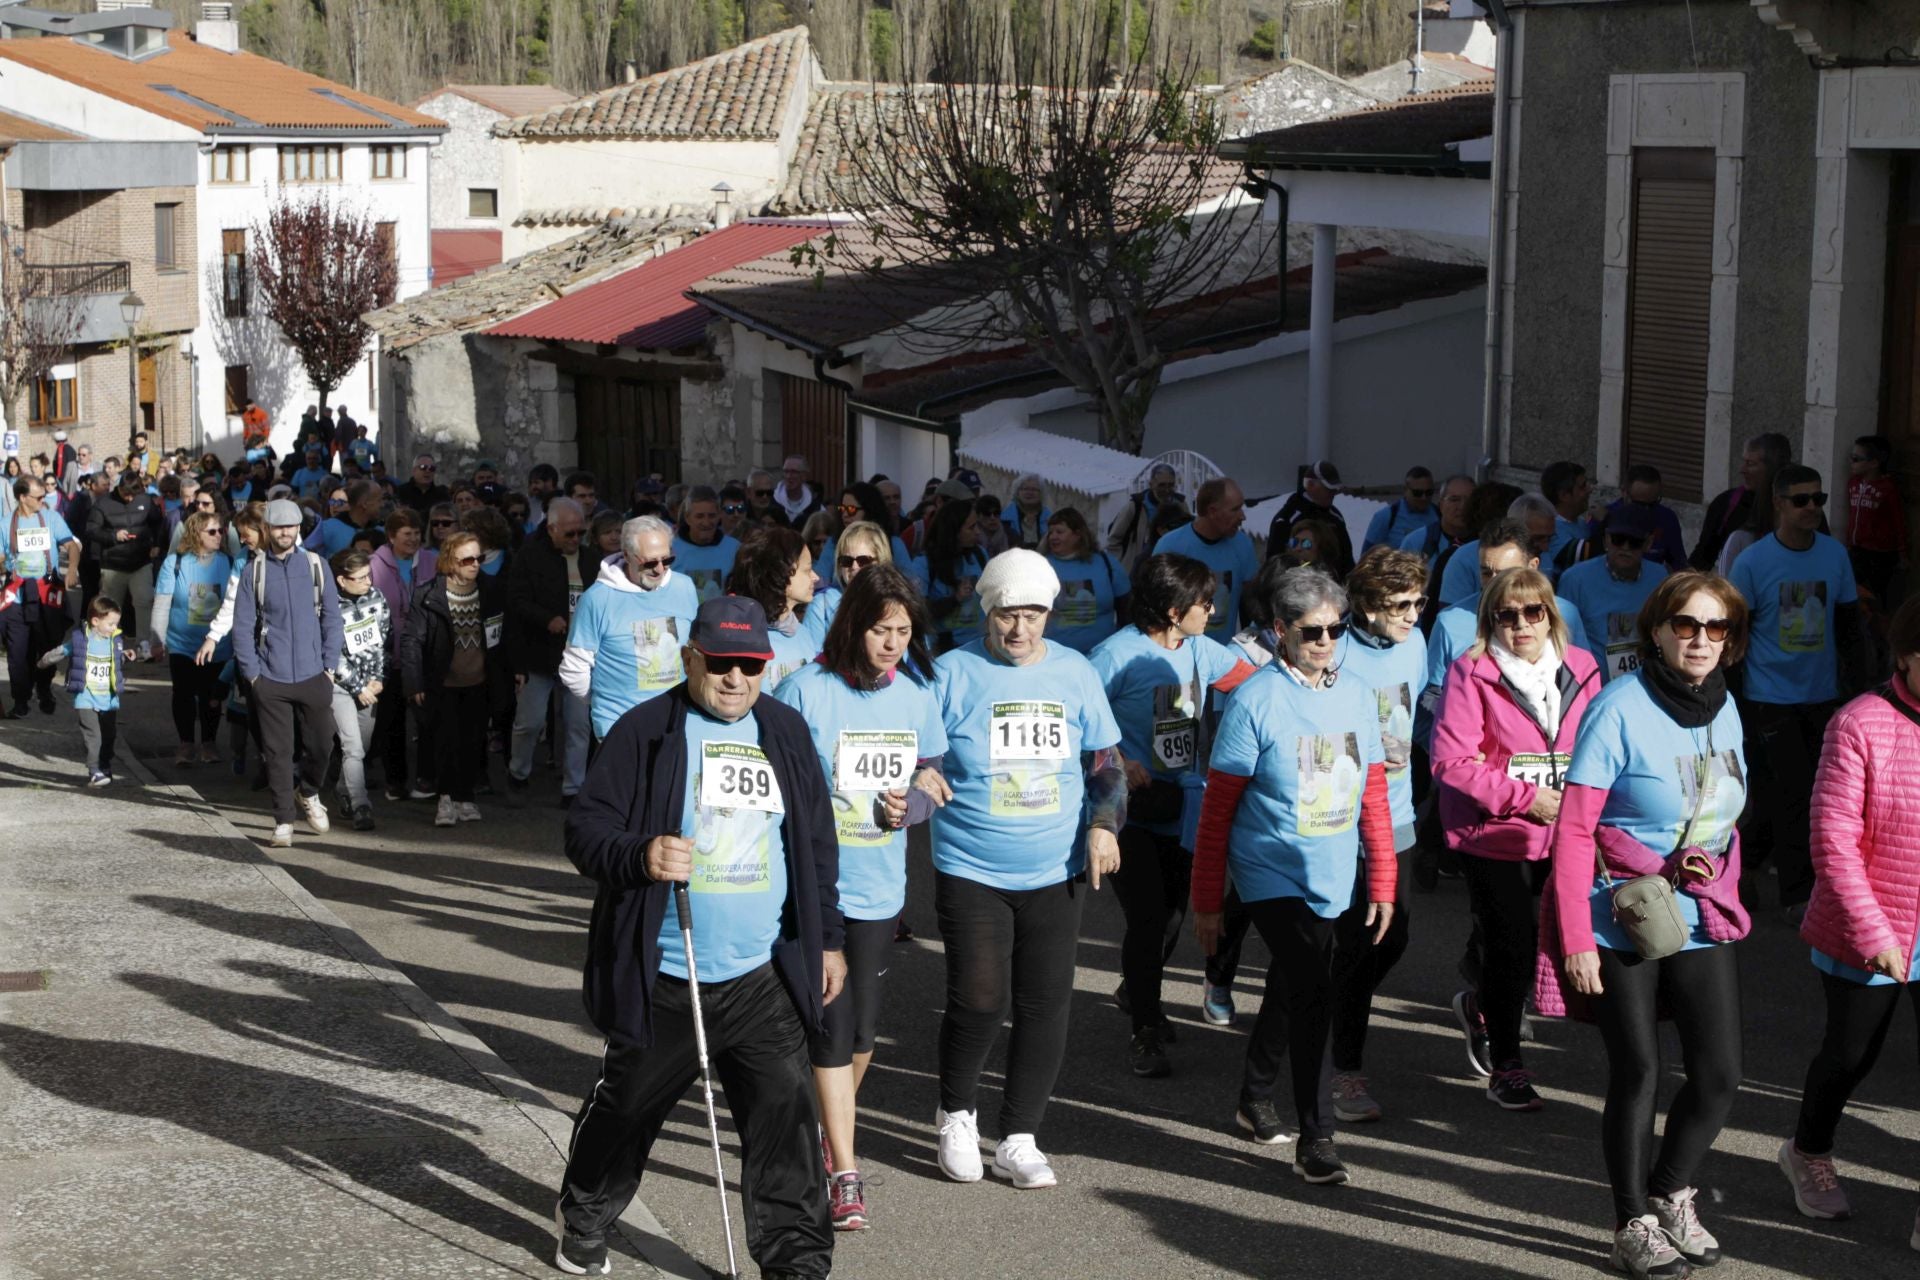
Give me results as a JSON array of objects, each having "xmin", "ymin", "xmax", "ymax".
[
  {"xmin": 1622, "ymin": 148, "xmax": 1716, "ymax": 503},
  {"xmin": 777, "ymin": 373, "xmax": 847, "ymax": 492}
]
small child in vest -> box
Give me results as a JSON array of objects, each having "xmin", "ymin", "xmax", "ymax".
[{"xmin": 38, "ymin": 596, "xmax": 136, "ymax": 786}]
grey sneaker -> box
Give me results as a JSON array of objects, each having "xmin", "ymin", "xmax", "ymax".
[
  {"xmin": 1649, "ymin": 1186, "xmax": 1719, "ymax": 1265},
  {"xmin": 1612, "ymin": 1214, "xmax": 1689, "ymax": 1278},
  {"xmin": 434, "ymin": 796, "xmax": 457, "ymax": 827},
  {"xmin": 1778, "ymin": 1140, "xmax": 1851, "ymax": 1220},
  {"xmin": 1331, "ymin": 1071, "xmax": 1381, "ymax": 1122}
]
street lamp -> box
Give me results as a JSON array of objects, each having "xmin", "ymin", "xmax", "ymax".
[{"xmin": 119, "ymin": 291, "xmax": 144, "ymax": 450}]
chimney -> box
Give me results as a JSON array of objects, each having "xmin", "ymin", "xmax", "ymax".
[
  {"xmin": 195, "ymin": 1, "xmax": 238, "ymax": 52},
  {"xmin": 622, "ymin": 60, "xmax": 638, "ymax": 84}
]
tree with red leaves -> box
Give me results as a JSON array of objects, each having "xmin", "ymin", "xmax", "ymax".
[{"xmin": 250, "ymin": 193, "xmax": 396, "ymax": 416}]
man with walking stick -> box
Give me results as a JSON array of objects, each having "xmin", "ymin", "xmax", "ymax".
[{"xmin": 556, "ymin": 595, "xmax": 845, "ymax": 1278}]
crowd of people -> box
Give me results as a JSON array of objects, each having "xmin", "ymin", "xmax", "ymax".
[{"xmin": 5, "ymin": 424, "xmax": 1919, "ymax": 1280}]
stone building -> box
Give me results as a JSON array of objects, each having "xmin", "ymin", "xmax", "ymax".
[{"xmin": 411, "ymin": 85, "xmax": 579, "ymax": 285}]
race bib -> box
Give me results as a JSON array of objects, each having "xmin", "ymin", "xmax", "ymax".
[
  {"xmin": 15, "ymin": 526, "xmax": 51, "ymax": 555},
  {"xmin": 1506, "ymin": 751, "xmax": 1571, "ymax": 789},
  {"xmin": 84, "ymin": 655, "xmax": 112, "ymax": 696},
  {"xmin": 567, "ymin": 587, "xmax": 583, "ymax": 616},
  {"xmin": 1377, "ymin": 683, "xmax": 1414, "ymax": 776},
  {"xmin": 989, "ymin": 700, "xmax": 1070, "ymax": 761},
  {"xmin": 483, "ymin": 613, "xmax": 504, "ymax": 649},
  {"xmin": 1604, "ymin": 612, "xmax": 1640, "ymax": 681},
  {"xmin": 1296, "ymin": 732, "xmax": 1363, "ymax": 837},
  {"xmin": 1053, "ymin": 578, "xmax": 1098, "ymax": 628},
  {"xmin": 699, "ymin": 740, "xmax": 784, "ymax": 814},
  {"xmin": 1152, "ymin": 718, "xmax": 1197, "ymax": 772},
  {"xmin": 343, "ymin": 614, "xmax": 382, "ymax": 656},
  {"xmin": 834, "ymin": 729, "xmax": 916, "ymax": 792}
]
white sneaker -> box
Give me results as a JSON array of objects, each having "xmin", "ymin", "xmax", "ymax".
[
  {"xmin": 1648, "ymin": 1186, "xmax": 1719, "ymax": 1265},
  {"xmin": 1610, "ymin": 1213, "xmax": 1688, "ymax": 1278},
  {"xmin": 270, "ymin": 823, "xmax": 294, "ymax": 848},
  {"xmin": 935, "ymin": 1107, "xmax": 982, "ymax": 1182},
  {"xmin": 298, "ymin": 791, "xmax": 330, "ymax": 834},
  {"xmin": 434, "ymin": 796, "xmax": 457, "ymax": 827},
  {"xmin": 457, "ymin": 801, "xmax": 482, "ymax": 822},
  {"xmin": 991, "ymin": 1134, "xmax": 1057, "ymax": 1189}
]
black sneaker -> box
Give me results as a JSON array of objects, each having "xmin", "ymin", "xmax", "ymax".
[
  {"xmin": 1235, "ymin": 1098, "xmax": 1292, "ymax": 1145},
  {"xmin": 1452, "ymin": 990, "xmax": 1493, "ymax": 1078},
  {"xmin": 553, "ymin": 1204, "xmax": 610, "ymax": 1275},
  {"xmin": 384, "ymin": 784, "xmax": 407, "ymax": 802},
  {"xmin": 352, "ymin": 805, "xmax": 375, "ymax": 832},
  {"xmin": 1292, "ymin": 1137, "xmax": 1349, "ymax": 1185},
  {"xmin": 1487, "ymin": 1061, "xmax": 1543, "ymax": 1111},
  {"xmin": 507, "ymin": 773, "xmax": 530, "ymax": 794},
  {"xmin": 37, "ymin": 693, "xmax": 56, "ymax": 714},
  {"xmin": 1130, "ymin": 1025, "xmax": 1171, "ymax": 1078}
]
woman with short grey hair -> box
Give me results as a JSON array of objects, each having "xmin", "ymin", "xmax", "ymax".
[{"xmin": 1190, "ymin": 566, "xmax": 1398, "ymax": 1186}]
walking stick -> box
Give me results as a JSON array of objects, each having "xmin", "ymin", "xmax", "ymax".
[{"xmin": 674, "ymin": 880, "xmax": 741, "ymax": 1280}]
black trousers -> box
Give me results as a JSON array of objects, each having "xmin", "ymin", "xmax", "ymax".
[
  {"xmin": 1113, "ymin": 825, "xmax": 1190, "ymax": 1031},
  {"xmin": 1241, "ymin": 895, "xmax": 1338, "ymax": 1141},
  {"xmin": 559, "ymin": 964, "xmax": 831, "ymax": 1278},
  {"xmin": 428, "ymin": 684, "xmax": 489, "ymax": 801},
  {"xmin": 375, "ymin": 680, "xmax": 410, "ymax": 787},
  {"xmin": 167, "ymin": 652, "xmax": 225, "ymax": 743},
  {"xmin": 251, "ymin": 674, "xmax": 336, "ymax": 824},
  {"xmin": 1794, "ymin": 970, "xmax": 1920, "ymax": 1154},
  {"xmin": 2, "ymin": 597, "xmax": 62, "ymax": 708},
  {"xmin": 1592, "ymin": 943, "xmax": 1743, "ymax": 1226},
  {"xmin": 809, "ymin": 915, "xmax": 896, "ymax": 1068},
  {"xmin": 1462, "ymin": 853, "xmax": 1547, "ymax": 1067},
  {"xmin": 1742, "ymin": 698, "xmax": 1837, "ymax": 907},
  {"xmin": 935, "ymin": 870, "xmax": 1083, "ymax": 1136},
  {"xmin": 1204, "ymin": 887, "xmax": 1254, "ymax": 989},
  {"xmin": 1330, "ymin": 862, "xmax": 1410, "ymax": 1071}
]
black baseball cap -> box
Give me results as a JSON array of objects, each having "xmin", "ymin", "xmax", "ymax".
[{"xmin": 689, "ymin": 596, "xmax": 774, "ymax": 660}]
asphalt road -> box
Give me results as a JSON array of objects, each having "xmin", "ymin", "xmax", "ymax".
[{"xmin": 111, "ymin": 668, "xmax": 1920, "ymax": 1280}]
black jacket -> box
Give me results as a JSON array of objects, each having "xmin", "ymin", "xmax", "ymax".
[
  {"xmin": 394, "ymin": 478, "xmax": 449, "ymax": 517},
  {"xmin": 506, "ymin": 529, "xmax": 597, "ymax": 675},
  {"xmin": 564, "ymin": 686, "xmax": 844, "ymax": 1047},
  {"xmin": 1266, "ymin": 491, "xmax": 1355, "ymax": 578},
  {"xmin": 398, "ymin": 574, "xmax": 512, "ymax": 712},
  {"xmin": 86, "ymin": 490, "xmax": 163, "ymax": 572}
]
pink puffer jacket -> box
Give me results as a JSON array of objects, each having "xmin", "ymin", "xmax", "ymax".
[
  {"xmin": 1431, "ymin": 644, "xmax": 1602, "ymax": 861},
  {"xmin": 1801, "ymin": 680, "xmax": 1920, "ymax": 970}
]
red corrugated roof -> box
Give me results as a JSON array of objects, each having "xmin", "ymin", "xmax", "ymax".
[
  {"xmin": 483, "ymin": 220, "xmax": 828, "ymax": 349},
  {"xmin": 432, "ymin": 229, "xmax": 502, "ymax": 286}
]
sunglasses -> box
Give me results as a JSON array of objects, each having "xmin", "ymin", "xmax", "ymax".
[
  {"xmin": 1405, "ymin": 486, "xmax": 1434, "ymax": 499},
  {"xmin": 1286, "ymin": 536, "xmax": 1317, "ymax": 551},
  {"xmin": 1667, "ymin": 614, "xmax": 1732, "ymax": 643},
  {"xmin": 203, "ymin": 526, "xmax": 224, "ymax": 536},
  {"xmin": 453, "ymin": 555, "xmax": 480, "ymax": 567},
  {"xmin": 838, "ymin": 553, "xmax": 878, "ymax": 571},
  {"xmin": 1290, "ymin": 621, "xmax": 1348, "ymax": 643},
  {"xmin": 1786, "ymin": 491, "xmax": 1828, "ymax": 508},
  {"xmin": 720, "ymin": 503, "xmax": 747, "ymax": 515},
  {"xmin": 1607, "ymin": 532, "xmax": 1649, "ymax": 549},
  {"xmin": 1493, "ymin": 602, "xmax": 1550, "ymax": 628},
  {"xmin": 838, "ymin": 503, "xmax": 863, "ymax": 518},
  {"xmin": 430, "ymin": 519, "xmax": 455, "ymax": 528},
  {"xmin": 752, "ymin": 488, "xmax": 773, "ymax": 499},
  {"xmin": 414, "ymin": 462, "xmax": 436, "ymax": 472},
  {"xmin": 634, "ymin": 555, "xmax": 675, "ymax": 571},
  {"xmin": 703, "ymin": 655, "xmax": 767, "ymax": 677},
  {"xmin": 1383, "ymin": 595, "xmax": 1428, "ymax": 617}
]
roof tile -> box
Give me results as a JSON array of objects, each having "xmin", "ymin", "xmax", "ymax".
[
  {"xmin": 1233, "ymin": 83, "xmax": 1494, "ymax": 164},
  {"xmin": 0, "ymin": 107, "xmax": 82, "ymax": 142}
]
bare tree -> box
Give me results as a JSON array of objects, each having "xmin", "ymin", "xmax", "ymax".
[
  {"xmin": 815, "ymin": 3, "xmax": 1265, "ymax": 454},
  {"xmin": 250, "ymin": 193, "xmax": 397, "ymax": 417},
  {"xmin": 0, "ymin": 223, "xmax": 85, "ymax": 449}
]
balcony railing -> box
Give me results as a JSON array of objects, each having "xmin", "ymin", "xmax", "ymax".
[{"xmin": 24, "ymin": 260, "xmax": 132, "ymax": 298}]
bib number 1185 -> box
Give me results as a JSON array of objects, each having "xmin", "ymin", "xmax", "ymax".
[{"xmin": 989, "ymin": 701, "xmax": 1069, "ymax": 760}]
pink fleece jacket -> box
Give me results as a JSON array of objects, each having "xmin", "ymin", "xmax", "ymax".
[
  {"xmin": 1801, "ymin": 680, "xmax": 1920, "ymax": 971},
  {"xmin": 1430, "ymin": 644, "xmax": 1601, "ymax": 861}
]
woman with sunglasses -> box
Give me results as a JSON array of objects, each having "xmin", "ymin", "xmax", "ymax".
[
  {"xmin": 774, "ymin": 564, "xmax": 947, "ymax": 1230},
  {"xmin": 1191, "ymin": 566, "xmax": 1395, "ymax": 1184},
  {"xmin": 805, "ymin": 520, "xmax": 894, "ymax": 643},
  {"xmin": 153, "ymin": 509, "xmax": 236, "ymax": 767},
  {"xmin": 1042, "ymin": 508, "xmax": 1130, "ymax": 654},
  {"xmin": 1279, "ymin": 516, "xmax": 1345, "ymax": 581},
  {"xmin": 1542, "ymin": 572, "xmax": 1750, "ymax": 1278},
  {"xmin": 921, "ymin": 499, "xmax": 989, "ymax": 653},
  {"xmin": 1321, "ymin": 546, "xmax": 1428, "ymax": 1121},
  {"xmin": 1432, "ymin": 568, "xmax": 1598, "ymax": 1109},
  {"xmin": 1003, "ymin": 474, "xmax": 1051, "ymax": 551},
  {"xmin": 725, "ymin": 526, "xmax": 820, "ymax": 692},
  {"xmin": 425, "ymin": 502, "xmax": 459, "ymax": 552},
  {"xmin": 717, "ymin": 483, "xmax": 751, "ymax": 540},
  {"xmin": 1091, "ymin": 553, "xmax": 1256, "ymax": 1078},
  {"xmin": 400, "ymin": 528, "xmax": 512, "ymax": 827},
  {"xmin": 821, "ymin": 483, "xmax": 912, "ymax": 567}
]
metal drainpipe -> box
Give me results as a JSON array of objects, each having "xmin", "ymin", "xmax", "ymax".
[{"xmin": 1479, "ymin": 0, "xmax": 1515, "ymax": 482}]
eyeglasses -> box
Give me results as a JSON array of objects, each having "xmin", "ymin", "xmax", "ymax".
[
  {"xmin": 838, "ymin": 502, "xmax": 863, "ymax": 518},
  {"xmin": 203, "ymin": 526, "xmax": 224, "ymax": 537},
  {"xmin": 1405, "ymin": 486, "xmax": 1434, "ymax": 499},
  {"xmin": 703, "ymin": 655, "xmax": 767, "ymax": 677},
  {"xmin": 1290, "ymin": 621, "xmax": 1348, "ymax": 643},
  {"xmin": 1383, "ymin": 595, "xmax": 1428, "ymax": 617},
  {"xmin": 720, "ymin": 503, "xmax": 747, "ymax": 515},
  {"xmin": 414, "ymin": 462, "xmax": 436, "ymax": 472},
  {"xmin": 1786, "ymin": 491, "xmax": 1828, "ymax": 508},
  {"xmin": 1667, "ymin": 614, "xmax": 1732, "ymax": 643},
  {"xmin": 1607, "ymin": 531, "xmax": 1649, "ymax": 549},
  {"xmin": 752, "ymin": 488, "xmax": 773, "ymax": 499},
  {"xmin": 1492, "ymin": 602, "xmax": 1550, "ymax": 628},
  {"xmin": 453, "ymin": 555, "xmax": 481, "ymax": 567},
  {"xmin": 838, "ymin": 554, "xmax": 878, "ymax": 571},
  {"xmin": 633, "ymin": 555, "xmax": 675, "ymax": 572}
]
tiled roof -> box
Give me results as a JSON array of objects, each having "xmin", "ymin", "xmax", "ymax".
[
  {"xmin": 493, "ymin": 28, "xmax": 811, "ymax": 140},
  {"xmin": 1229, "ymin": 83, "xmax": 1494, "ymax": 170},
  {"xmin": 484, "ymin": 219, "xmax": 827, "ymax": 350},
  {"xmin": 1209, "ymin": 62, "xmax": 1381, "ymax": 141},
  {"xmin": 0, "ymin": 34, "xmax": 444, "ymax": 133},
  {"xmin": 514, "ymin": 201, "xmax": 735, "ymax": 227},
  {"xmin": 1351, "ymin": 52, "xmax": 1494, "ymax": 103},
  {"xmin": 367, "ymin": 214, "xmax": 704, "ymax": 349},
  {"xmin": 0, "ymin": 108, "xmax": 82, "ymax": 142},
  {"xmin": 417, "ymin": 84, "xmax": 580, "ymax": 118}
]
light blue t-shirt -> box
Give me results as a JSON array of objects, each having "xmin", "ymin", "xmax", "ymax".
[
  {"xmin": 1363, "ymin": 500, "xmax": 1437, "ymax": 555},
  {"xmin": 73, "ymin": 630, "xmax": 122, "ymax": 713},
  {"xmin": 291, "ymin": 465, "xmax": 332, "ymax": 501},
  {"xmin": 931, "ymin": 639, "xmax": 1121, "ymax": 890},
  {"xmin": 1557, "ymin": 557, "xmax": 1667, "ymax": 683},
  {"xmin": 1210, "ymin": 665, "xmax": 1386, "ymax": 917},
  {"xmin": 1566, "ymin": 672, "xmax": 1746, "ymax": 954},
  {"xmin": 1335, "ymin": 625, "xmax": 1428, "ymax": 835},
  {"xmin": 304, "ymin": 517, "xmax": 363, "ymax": 558},
  {"xmin": 1090, "ymin": 626, "xmax": 1241, "ymax": 836},
  {"xmin": 763, "ymin": 621, "xmax": 820, "ymax": 693},
  {"xmin": 1151, "ymin": 524, "xmax": 1259, "ymax": 642},
  {"xmin": 1045, "ymin": 552, "xmax": 1130, "ymax": 654},
  {"xmin": 1398, "ymin": 522, "xmax": 1452, "ymax": 568},
  {"xmin": 657, "ymin": 707, "xmax": 789, "ymax": 984},
  {"xmin": 567, "ymin": 571, "xmax": 700, "ymax": 737},
  {"xmin": 672, "ymin": 534, "xmax": 740, "ymax": 606},
  {"xmin": 775, "ymin": 662, "xmax": 948, "ymax": 920},
  {"xmin": 1547, "ymin": 515, "xmax": 1584, "ymax": 580},
  {"xmin": 1438, "ymin": 540, "xmax": 1481, "ymax": 608},
  {"xmin": 3, "ymin": 508, "xmax": 74, "ymax": 581},
  {"xmin": 802, "ymin": 586, "xmax": 839, "ymax": 649},
  {"xmin": 1813, "ymin": 947, "xmax": 1920, "ymax": 986},
  {"xmin": 155, "ymin": 550, "xmax": 234, "ymax": 658},
  {"xmin": 924, "ymin": 548, "xmax": 989, "ymax": 649},
  {"xmin": 1730, "ymin": 532, "xmax": 1857, "ymax": 705}
]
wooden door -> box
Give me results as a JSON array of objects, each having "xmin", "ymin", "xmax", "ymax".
[
  {"xmin": 778, "ymin": 373, "xmax": 847, "ymax": 490},
  {"xmin": 575, "ymin": 372, "xmax": 681, "ymax": 502}
]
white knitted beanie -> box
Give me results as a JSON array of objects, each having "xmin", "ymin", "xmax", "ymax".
[{"xmin": 975, "ymin": 549, "xmax": 1059, "ymax": 613}]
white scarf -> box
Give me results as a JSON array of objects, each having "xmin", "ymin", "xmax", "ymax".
[{"xmin": 1489, "ymin": 635, "xmax": 1563, "ymax": 738}]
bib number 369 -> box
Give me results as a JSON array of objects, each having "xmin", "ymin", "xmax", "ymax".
[{"xmin": 699, "ymin": 741, "xmax": 784, "ymax": 813}]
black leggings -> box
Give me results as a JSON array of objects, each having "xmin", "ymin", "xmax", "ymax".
[
  {"xmin": 1592, "ymin": 943, "xmax": 1743, "ymax": 1227},
  {"xmin": 1462, "ymin": 853, "xmax": 1546, "ymax": 1067},
  {"xmin": 1794, "ymin": 971, "xmax": 1920, "ymax": 1154},
  {"xmin": 1242, "ymin": 896, "xmax": 1338, "ymax": 1140},
  {"xmin": 428, "ymin": 684, "xmax": 489, "ymax": 801},
  {"xmin": 1114, "ymin": 825, "xmax": 1190, "ymax": 1031},
  {"xmin": 810, "ymin": 916, "xmax": 897, "ymax": 1069},
  {"xmin": 935, "ymin": 870, "xmax": 1083, "ymax": 1136},
  {"xmin": 167, "ymin": 652, "xmax": 225, "ymax": 743},
  {"xmin": 1204, "ymin": 888, "xmax": 1253, "ymax": 989},
  {"xmin": 1330, "ymin": 861, "xmax": 1410, "ymax": 1071}
]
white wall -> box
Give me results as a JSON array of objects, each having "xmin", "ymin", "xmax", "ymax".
[
  {"xmin": 416, "ymin": 93, "xmax": 507, "ymax": 230},
  {"xmin": 856, "ymin": 413, "xmax": 952, "ymax": 493}
]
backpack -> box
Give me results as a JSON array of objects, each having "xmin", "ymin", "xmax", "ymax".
[{"xmin": 250, "ymin": 549, "xmax": 326, "ymax": 651}]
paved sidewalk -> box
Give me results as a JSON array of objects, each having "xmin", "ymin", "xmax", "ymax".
[{"xmin": 0, "ymin": 709, "xmax": 688, "ymax": 1280}]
